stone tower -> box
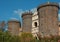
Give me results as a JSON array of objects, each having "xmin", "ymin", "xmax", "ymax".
[
  {"xmin": 8, "ymin": 20, "xmax": 21, "ymax": 35},
  {"xmin": 37, "ymin": 2, "xmax": 59, "ymax": 36},
  {"xmin": 22, "ymin": 12, "xmax": 32, "ymax": 33}
]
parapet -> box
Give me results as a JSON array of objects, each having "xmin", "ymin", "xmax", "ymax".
[
  {"xmin": 22, "ymin": 12, "xmax": 33, "ymax": 17},
  {"xmin": 8, "ymin": 20, "xmax": 20, "ymax": 23},
  {"xmin": 37, "ymin": 2, "xmax": 59, "ymax": 11},
  {"xmin": 8, "ymin": 20, "xmax": 21, "ymax": 27}
]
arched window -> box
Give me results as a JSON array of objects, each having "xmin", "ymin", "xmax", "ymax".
[{"xmin": 34, "ymin": 22, "xmax": 37, "ymax": 27}]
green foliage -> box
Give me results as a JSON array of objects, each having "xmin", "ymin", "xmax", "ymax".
[
  {"xmin": 20, "ymin": 32, "xmax": 36, "ymax": 42},
  {"xmin": 0, "ymin": 31, "xmax": 21, "ymax": 42},
  {"xmin": 0, "ymin": 31, "xmax": 36, "ymax": 42},
  {"xmin": 0, "ymin": 31, "xmax": 60, "ymax": 42}
]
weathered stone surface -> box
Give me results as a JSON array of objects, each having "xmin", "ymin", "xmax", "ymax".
[
  {"xmin": 8, "ymin": 20, "xmax": 21, "ymax": 35},
  {"xmin": 37, "ymin": 3, "xmax": 59, "ymax": 36},
  {"xmin": 22, "ymin": 12, "xmax": 32, "ymax": 32}
]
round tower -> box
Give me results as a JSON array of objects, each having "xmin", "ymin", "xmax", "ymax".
[
  {"xmin": 37, "ymin": 2, "xmax": 59, "ymax": 36},
  {"xmin": 22, "ymin": 12, "xmax": 32, "ymax": 33},
  {"xmin": 8, "ymin": 20, "xmax": 21, "ymax": 35}
]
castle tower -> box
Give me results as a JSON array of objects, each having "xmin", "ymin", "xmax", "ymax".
[
  {"xmin": 37, "ymin": 2, "xmax": 59, "ymax": 36},
  {"xmin": 8, "ymin": 20, "xmax": 21, "ymax": 35},
  {"xmin": 22, "ymin": 12, "xmax": 32, "ymax": 33}
]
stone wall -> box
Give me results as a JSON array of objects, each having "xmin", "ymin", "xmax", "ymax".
[
  {"xmin": 22, "ymin": 12, "xmax": 32, "ymax": 32},
  {"xmin": 37, "ymin": 3, "xmax": 59, "ymax": 36},
  {"xmin": 8, "ymin": 20, "xmax": 21, "ymax": 35}
]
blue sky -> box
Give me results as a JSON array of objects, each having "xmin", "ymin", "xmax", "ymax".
[{"xmin": 0, "ymin": 0, "xmax": 60, "ymax": 22}]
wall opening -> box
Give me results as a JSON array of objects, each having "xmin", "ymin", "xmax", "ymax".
[
  {"xmin": 34, "ymin": 22, "xmax": 37, "ymax": 27},
  {"xmin": 59, "ymin": 25, "xmax": 60, "ymax": 27}
]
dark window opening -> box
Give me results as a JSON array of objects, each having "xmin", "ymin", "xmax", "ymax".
[
  {"xmin": 59, "ymin": 25, "xmax": 60, "ymax": 27},
  {"xmin": 34, "ymin": 22, "xmax": 37, "ymax": 27},
  {"xmin": 35, "ymin": 37, "xmax": 37, "ymax": 39}
]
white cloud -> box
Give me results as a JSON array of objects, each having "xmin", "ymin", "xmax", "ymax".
[
  {"xmin": 14, "ymin": 8, "xmax": 37, "ymax": 14},
  {"xmin": 30, "ymin": 8, "xmax": 37, "ymax": 13},
  {"xmin": 10, "ymin": 18, "xmax": 19, "ymax": 21},
  {"xmin": 13, "ymin": 8, "xmax": 37, "ymax": 18},
  {"xmin": 59, "ymin": 3, "xmax": 60, "ymax": 7},
  {"xmin": 14, "ymin": 9, "xmax": 24, "ymax": 17},
  {"xmin": 58, "ymin": 14, "xmax": 60, "ymax": 20},
  {"xmin": 58, "ymin": 14, "xmax": 60, "ymax": 17}
]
